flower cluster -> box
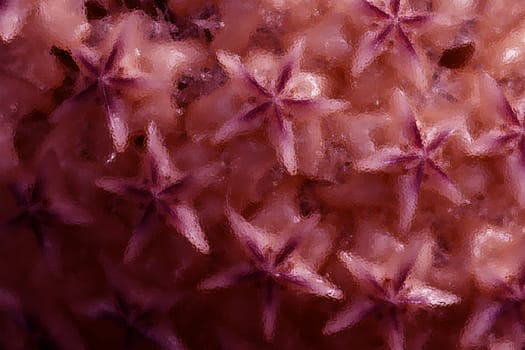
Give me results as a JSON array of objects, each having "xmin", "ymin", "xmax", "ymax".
[{"xmin": 2, "ymin": 0, "xmax": 525, "ymax": 349}]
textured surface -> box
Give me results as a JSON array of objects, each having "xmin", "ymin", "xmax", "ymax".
[{"xmin": 1, "ymin": 0, "xmax": 525, "ymax": 349}]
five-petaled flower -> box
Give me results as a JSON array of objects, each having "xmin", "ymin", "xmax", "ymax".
[
  {"xmin": 97, "ymin": 121, "xmax": 220, "ymax": 263},
  {"xmin": 51, "ymin": 32, "xmax": 142, "ymax": 152},
  {"xmin": 324, "ymin": 238, "xmax": 460, "ymax": 350},
  {"xmin": 357, "ymin": 89, "xmax": 461, "ymax": 231},
  {"xmin": 352, "ymin": 0, "xmax": 430, "ymax": 86},
  {"xmin": 76, "ymin": 261, "xmax": 185, "ymax": 350},
  {"xmin": 461, "ymin": 270, "xmax": 525, "ymax": 348},
  {"xmin": 2, "ymin": 151, "xmax": 91, "ymax": 269},
  {"xmin": 470, "ymin": 72, "xmax": 525, "ymax": 206},
  {"xmin": 214, "ymin": 38, "xmax": 347, "ymax": 175},
  {"xmin": 199, "ymin": 206, "xmax": 343, "ymax": 341}
]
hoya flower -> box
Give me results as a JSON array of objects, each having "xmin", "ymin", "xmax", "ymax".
[
  {"xmin": 351, "ymin": 0, "xmax": 431, "ymax": 87},
  {"xmin": 97, "ymin": 121, "xmax": 220, "ymax": 262},
  {"xmin": 199, "ymin": 206, "xmax": 343, "ymax": 341},
  {"xmin": 214, "ymin": 38, "xmax": 347, "ymax": 175},
  {"xmin": 324, "ymin": 238, "xmax": 460, "ymax": 350},
  {"xmin": 356, "ymin": 89, "xmax": 461, "ymax": 231}
]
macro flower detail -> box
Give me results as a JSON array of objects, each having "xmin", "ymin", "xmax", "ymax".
[
  {"xmin": 97, "ymin": 121, "xmax": 218, "ymax": 262},
  {"xmin": 352, "ymin": 0, "xmax": 430, "ymax": 85},
  {"xmin": 2, "ymin": 151, "xmax": 91, "ymax": 269},
  {"xmin": 199, "ymin": 206, "xmax": 343, "ymax": 340},
  {"xmin": 51, "ymin": 33, "xmax": 141, "ymax": 152},
  {"xmin": 215, "ymin": 39, "xmax": 347, "ymax": 175},
  {"xmin": 324, "ymin": 239, "xmax": 460, "ymax": 350},
  {"xmin": 357, "ymin": 90, "xmax": 461, "ymax": 231}
]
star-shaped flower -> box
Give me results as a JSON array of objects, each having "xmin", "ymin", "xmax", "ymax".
[
  {"xmin": 51, "ymin": 32, "xmax": 142, "ymax": 152},
  {"xmin": 215, "ymin": 38, "xmax": 347, "ymax": 175},
  {"xmin": 352, "ymin": 0, "xmax": 430, "ymax": 85},
  {"xmin": 324, "ymin": 239, "xmax": 460, "ymax": 350},
  {"xmin": 76, "ymin": 262, "xmax": 185, "ymax": 350},
  {"xmin": 461, "ymin": 270, "xmax": 525, "ymax": 348},
  {"xmin": 470, "ymin": 72, "xmax": 525, "ymax": 205},
  {"xmin": 97, "ymin": 121, "xmax": 219, "ymax": 262},
  {"xmin": 356, "ymin": 90, "xmax": 461, "ymax": 231},
  {"xmin": 199, "ymin": 206, "xmax": 343, "ymax": 341},
  {"xmin": 2, "ymin": 151, "xmax": 91, "ymax": 269}
]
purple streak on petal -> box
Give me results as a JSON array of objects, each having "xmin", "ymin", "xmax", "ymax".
[
  {"xmin": 96, "ymin": 178, "xmax": 150, "ymax": 199},
  {"xmin": 401, "ymin": 15, "xmax": 430, "ymax": 25},
  {"xmin": 383, "ymin": 154, "xmax": 420, "ymax": 166},
  {"xmin": 274, "ymin": 104, "xmax": 284, "ymax": 132},
  {"xmin": 426, "ymin": 129, "xmax": 454, "ymax": 154},
  {"xmin": 387, "ymin": 308, "xmax": 404, "ymax": 350},
  {"xmin": 167, "ymin": 203, "xmax": 210, "ymax": 254},
  {"xmin": 240, "ymin": 102, "xmax": 272, "ymax": 122},
  {"xmin": 374, "ymin": 23, "xmax": 395, "ymax": 49},
  {"xmin": 107, "ymin": 76, "xmax": 141, "ymax": 87},
  {"xmin": 502, "ymin": 94, "xmax": 520, "ymax": 127},
  {"xmin": 392, "ymin": 241, "xmax": 421, "ymax": 292},
  {"xmin": 280, "ymin": 97, "xmax": 315, "ymax": 106},
  {"xmin": 246, "ymin": 240, "xmax": 266, "ymax": 263},
  {"xmin": 104, "ymin": 38, "xmax": 123, "ymax": 73},
  {"xmin": 77, "ymin": 55, "xmax": 100, "ymax": 77},
  {"xmin": 426, "ymin": 159, "xmax": 453, "ymax": 185},
  {"xmin": 396, "ymin": 26, "xmax": 418, "ymax": 58},
  {"xmin": 273, "ymin": 238, "xmax": 299, "ymax": 267},
  {"xmin": 124, "ymin": 201, "xmax": 157, "ymax": 263},
  {"xmin": 390, "ymin": 0, "xmax": 400, "ymax": 16},
  {"xmin": 399, "ymin": 162, "xmax": 424, "ymax": 232},
  {"xmin": 482, "ymin": 73, "xmax": 521, "ymax": 126},
  {"xmin": 262, "ymin": 278, "xmax": 278, "ymax": 341},
  {"xmin": 323, "ymin": 299, "xmax": 377, "ymax": 335},
  {"xmin": 496, "ymin": 132, "xmax": 520, "ymax": 148},
  {"xmin": 276, "ymin": 63, "xmax": 292, "ymax": 93},
  {"xmin": 361, "ymin": 0, "xmax": 390, "ymax": 19},
  {"xmin": 243, "ymin": 72, "xmax": 272, "ymax": 98},
  {"xmin": 407, "ymin": 113, "xmax": 424, "ymax": 149},
  {"xmin": 159, "ymin": 176, "xmax": 189, "ymax": 197},
  {"xmin": 339, "ymin": 252, "xmax": 386, "ymax": 297}
]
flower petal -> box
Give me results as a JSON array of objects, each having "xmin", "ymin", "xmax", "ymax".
[
  {"xmin": 226, "ymin": 206, "xmax": 271, "ymax": 262},
  {"xmin": 281, "ymin": 262, "xmax": 343, "ymax": 300},
  {"xmin": 480, "ymin": 72, "xmax": 520, "ymax": 126},
  {"xmin": 199, "ymin": 263, "xmax": 256, "ymax": 290},
  {"xmin": 356, "ymin": 147, "xmax": 417, "ymax": 172},
  {"xmin": 268, "ymin": 113, "xmax": 297, "ymax": 175},
  {"xmin": 352, "ymin": 26, "xmax": 392, "ymax": 76},
  {"xmin": 147, "ymin": 121, "xmax": 181, "ymax": 182},
  {"xmin": 262, "ymin": 279, "xmax": 279, "ymax": 341},
  {"xmin": 124, "ymin": 201, "xmax": 158, "ymax": 263},
  {"xmin": 402, "ymin": 283, "xmax": 460, "ymax": 307},
  {"xmin": 323, "ymin": 297, "xmax": 376, "ymax": 335},
  {"xmin": 460, "ymin": 302, "xmax": 502, "ymax": 347},
  {"xmin": 213, "ymin": 105, "xmax": 265, "ymax": 144},
  {"xmin": 167, "ymin": 203, "xmax": 210, "ymax": 254},
  {"xmin": 338, "ymin": 251, "xmax": 385, "ymax": 295},
  {"xmin": 140, "ymin": 322, "xmax": 187, "ymax": 350}
]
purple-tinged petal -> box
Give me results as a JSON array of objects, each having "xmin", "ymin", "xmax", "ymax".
[
  {"xmin": 396, "ymin": 26, "xmax": 417, "ymax": 58},
  {"xmin": 103, "ymin": 37, "xmax": 123, "ymax": 73},
  {"xmin": 505, "ymin": 151, "xmax": 525, "ymax": 207},
  {"xmin": 519, "ymin": 137, "xmax": 525, "ymax": 167},
  {"xmin": 360, "ymin": 0, "xmax": 390, "ymax": 19},
  {"xmin": 268, "ymin": 113, "xmax": 297, "ymax": 175},
  {"xmin": 213, "ymin": 105, "xmax": 265, "ymax": 144},
  {"xmin": 102, "ymin": 88, "xmax": 129, "ymax": 153},
  {"xmin": 275, "ymin": 37, "xmax": 305, "ymax": 93},
  {"xmin": 276, "ymin": 63, "xmax": 292, "ymax": 94},
  {"xmin": 398, "ymin": 162, "xmax": 424, "ymax": 232},
  {"xmin": 356, "ymin": 147, "xmax": 415, "ymax": 172},
  {"xmin": 352, "ymin": 26, "xmax": 392, "ymax": 76},
  {"xmin": 392, "ymin": 239, "xmax": 423, "ymax": 292},
  {"xmin": 338, "ymin": 251, "xmax": 385, "ymax": 295},
  {"xmin": 73, "ymin": 51, "xmax": 100, "ymax": 77},
  {"xmin": 48, "ymin": 199, "xmax": 92, "ymax": 226},
  {"xmin": 386, "ymin": 309, "xmax": 404, "ymax": 350},
  {"xmin": 280, "ymin": 262, "xmax": 343, "ymax": 300},
  {"xmin": 199, "ymin": 263, "xmax": 256, "ymax": 290},
  {"xmin": 393, "ymin": 89, "xmax": 423, "ymax": 149},
  {"xmin": 158, "ymin": 177, "xmax": 189, "ymax": 198},
  {"xmin": 140, "ymin": 322, "xmax": 187, "ymax": 350},
  {"xmin": 225, "ymin": 206, "xmax": 270, "ymax": 261},
  {"xmin": 468, "ymin": 130, "xmax": 517, "ymax": 156},
  {"xmin": 240, "ymin": 102, "xmax": 272, "ymax": 122},
  {"xmin": 426, "ymin": 129, "xmax": 454, "ymax": 154},
  {"xmin": 124, "ymin": 201, "xmax": 157, "ymax": 263},
  {"xmin": 167, "ymin": 203, "xmax": 210, "ymax": 254},
  {"xmin": 460, "ymin": 302, "xmax": 502, "ymax": 347},
  {"xmin": 400, "ymin": 15, "xmax": 430, "ymax": 25},
  {"xmin": 323, "ymin": 298, "xmax": 376, "ymax": 335},
  {"xmin": 147, "ymin": 121, "xmax": 181, "ymax": 182},
  {"xmin": 390, "ymin": 0, "xmax": 400, "ymax": 16},
  {"xmin": 480, "ymin": 72, "xmax": 520, "ymax": 126},
  {"xmin": 262, "ymin": 279, "xmax": 278, "ymax": 341},
  {"xmin": 273, "ymin": 237, "xmax": 300, "ymax": 268},
  {"xmin": 281, "ymin": 97, "xmax": 349, "ymax": 114},
  {"xmin": 401, "ymin": 283, "xmax": 460, "ymax": 307},
  {"xmin": 426, "ymin": 159, "xmax": 462, "ymax": 204},
  {"xmin": 106, "ymin": 76, "xmax": 142, "ymax": 87},
  {"xmin": 95, "ymin": 177, "xmax": 150, "ymax": 198},
  {"xmin": 216, "ymin": 50, "xmax": 272, "ymax": 97}
]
